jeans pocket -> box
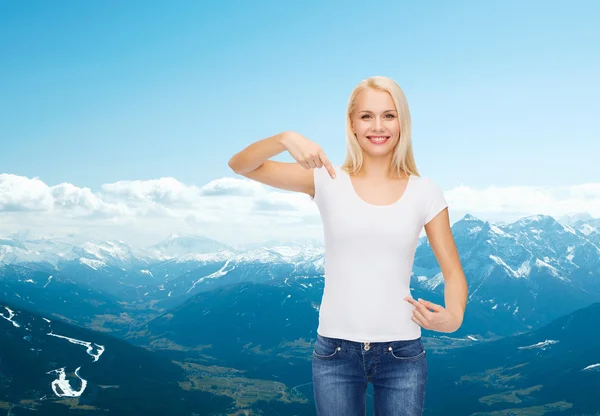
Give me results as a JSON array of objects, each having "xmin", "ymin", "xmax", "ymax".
[
  {"xmin": 313, "ymin": 335, "xmax": 342, "ymax": 360},
  {"xmin": 388, "ymin": 338, "xmax": 426, "ymax": 361}
]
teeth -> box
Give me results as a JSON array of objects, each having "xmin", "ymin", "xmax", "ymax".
[{"xmin": 369, "ymin": 136, "xmax": 388, "ymax": 143}]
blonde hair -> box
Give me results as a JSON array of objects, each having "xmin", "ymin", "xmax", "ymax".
[{"xmin": 341, "ymin": 76, "xmax": 420, "ymax": 178}]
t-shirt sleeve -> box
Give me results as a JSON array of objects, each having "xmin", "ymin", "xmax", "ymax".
[
  {"xmin": 309, "ymin": 167, "xmax": 321, "ymax": 202},
  {"xmin": 310, "ymin": 165, "xmax": 336, "ymax": 203},
  {"xmin": 424, "ymin": 178, "xmax": 448, "ymax": 225}
]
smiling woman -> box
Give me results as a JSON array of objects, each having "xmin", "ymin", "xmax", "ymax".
[{"xmin": 228, "ymin": 75, "xmax": 468, "ymax": 416}]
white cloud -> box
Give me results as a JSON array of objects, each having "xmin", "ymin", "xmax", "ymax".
[
  {"xmin": 0, "ymin": 174, "xmax": 54, "ymax": 211},
  {"xmin": 0, "ymin": 174, "xmax": 318, "ymax": 246},
  {"xmin": 446, "ymin": 181, "xmax": 600, "ymax": 220},
  {"xmin": 100, "ymin": 177, "xmax": 200, "ymax": 206},
  {"xmin": 200, "ymin": 177, "xmax": 265, "ymax": 197},
  {"xmin": 1, "ymin": 173, "xmax": 599, "ymax": 246}
]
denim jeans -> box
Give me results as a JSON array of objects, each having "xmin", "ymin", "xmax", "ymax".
[{"xmin": 312, "ymin": 333, "xmax": 427, "ymax": 415}]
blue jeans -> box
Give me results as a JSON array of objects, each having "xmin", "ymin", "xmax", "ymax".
[{"xmin": 312, "ymin": 333, "xmax": 427, "ymax": 415}]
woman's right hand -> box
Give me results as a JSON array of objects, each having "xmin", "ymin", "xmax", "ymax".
[{"xmin": 280, "ymin": 132, "xmax": 336, "ymax": 179}]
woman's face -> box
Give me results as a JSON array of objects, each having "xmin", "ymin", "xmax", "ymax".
[{"xmin": 350, "ymin": 88, "xmax": 400, "ymax": 156}]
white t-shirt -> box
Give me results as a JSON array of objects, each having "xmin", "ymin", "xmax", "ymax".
[{"xmin": 310, "ymin": 164, "xmax": 448, "ymax": 342}]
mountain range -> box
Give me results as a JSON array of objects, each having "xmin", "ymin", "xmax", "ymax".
[{"xmin": 1, "ymin": 212, "xmax": 600, "ymax": 415}]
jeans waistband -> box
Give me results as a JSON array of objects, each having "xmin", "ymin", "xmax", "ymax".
[{"xmin": 317, "ymin": 333, "xmax": 423, "ymax": 351}]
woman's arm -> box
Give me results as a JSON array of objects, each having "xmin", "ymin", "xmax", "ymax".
[
  {"xmin": 228, "ymin": 131, "xmax": 333, "ymax": 197},
  {"xmin": 228, "ymin": 131, "xmax": 293, "ymax": 175},
  {"xmin": 404, "ymin": 209, "xmax": 468, "ymax": 333},
  {"xmin": 425, "ymin": 209, "xmax": 468, "ymax": 324}
]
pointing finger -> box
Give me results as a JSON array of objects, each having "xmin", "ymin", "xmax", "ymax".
[
  {"xmin": 418, "ymin": 298, "xmax": 443, "ymax": 312},
  {"xmin": 320, "ymin": 154, "xmax": 336, "ymax": 179},
  {"xmin": 405, "ymin": 297, "xmax": 430, "ymax": 315}
]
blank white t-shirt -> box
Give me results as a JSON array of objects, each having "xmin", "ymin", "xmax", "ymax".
[{"xmin": 310, "ymin": 164, "xmax": 448, "ymax": 342}]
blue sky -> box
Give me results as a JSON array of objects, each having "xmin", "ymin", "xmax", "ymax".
[{"xmin": 1, "ymin": 0, "xmax": 599, "ymax": 194}]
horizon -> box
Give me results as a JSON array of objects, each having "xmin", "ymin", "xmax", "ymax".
[{"xmin": 2, "ymin": 211, "xmax": 595, "ymax": 248}]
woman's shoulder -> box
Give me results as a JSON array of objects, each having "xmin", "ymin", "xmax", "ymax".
[
  {"xmin": 411, "ymin": 174, "xmax": 438, "ymax": 186},
  {"xmin": 410, "ymin": 175, "xmax": 444, "ymax": 197}
]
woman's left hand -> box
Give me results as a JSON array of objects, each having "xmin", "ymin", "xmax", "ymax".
[{"xmin": 404, "ymin": 296, "xmax": 462, "ymax": 333}]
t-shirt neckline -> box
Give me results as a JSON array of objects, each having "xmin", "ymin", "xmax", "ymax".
[{"xmin": 341, "ymin": 168, "xmax": 414, "ymax": 208}]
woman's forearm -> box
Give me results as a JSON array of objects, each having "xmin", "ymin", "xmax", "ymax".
[
  {"xmin": 444, "ymin": 273, "xmax": 468, "ymax": 326},
  {"xmin": 228, "ymin": 131, "xmax": 295, "ymax": 174}
]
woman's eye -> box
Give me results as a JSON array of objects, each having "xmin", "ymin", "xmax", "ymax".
[{"xmin": 361, "ymin": 114, "xmax": 395, "ymax": 119}]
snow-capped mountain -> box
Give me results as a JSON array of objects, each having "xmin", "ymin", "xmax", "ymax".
[
  {"xmin": 144, "ymin": 233, "xmax": 235, "ymax": 260},
  {"xmin": 144, "ymin": 240, "xmax": 325, "ymax": 308},
  {"xmin": 0, "ymin": 237, "xmax": 76, "ymax": 267},
  {"xmin": 0, "ymin": 234, "xmax": 326, "ymax": 302},
  {"xmin": 413, "ymin": 213, "xmax": 600, "ymax": 336},
  {"xmin": 0, "ymin": 237, "xmax": 152, "ymax": 269},
  {"xmin": 572, "ymin": 216, "xmax": 600, "ymax": 247},
  {"xmin": 1, "ymin": 213, "xmax": 600, "ymax": 337}
]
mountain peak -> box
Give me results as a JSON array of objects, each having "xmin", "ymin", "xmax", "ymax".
[
  {"xmin": 462, "ymin": 213, "xmax": 481, "ymax": 222},
  {"xmin": 513, "ymin": 214, "xmax": 564, "ymax": 230},
  {"xmin": 520, "ymin": 214, "xmax": 555, "ymax": 223}
]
